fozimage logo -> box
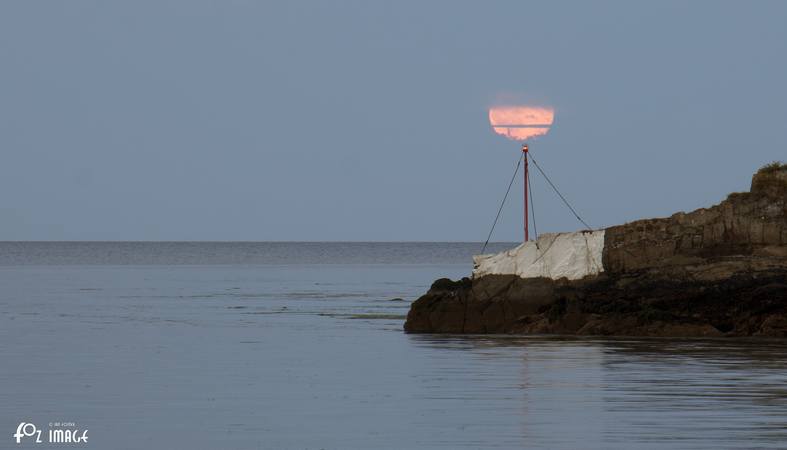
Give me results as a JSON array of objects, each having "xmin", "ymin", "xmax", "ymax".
[{"xmin": 13, "ymin": 422, "xmax": 88, "ymax": 445}]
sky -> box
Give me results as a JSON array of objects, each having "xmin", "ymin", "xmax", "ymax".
[{"xmin": 1, "ymin": 1, "xmax": 786, "ymax": 241}]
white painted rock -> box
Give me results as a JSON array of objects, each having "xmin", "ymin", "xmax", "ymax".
[{"xmin": 473, "ymin": 230, "xmax": 605, "ymax": 281}]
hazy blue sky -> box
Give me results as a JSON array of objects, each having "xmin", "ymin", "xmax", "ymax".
[{"xmin": 2, "ymin": 1, "xmax": 785, "ymax": 241}]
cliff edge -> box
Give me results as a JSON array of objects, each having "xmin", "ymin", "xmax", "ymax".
[{"xmin": 405, "ymin": 163, "xmax": 787, "ymax": 337}]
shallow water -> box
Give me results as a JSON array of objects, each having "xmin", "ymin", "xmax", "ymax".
[{"xmin": 1, "ymin": 242, "xmax": 786, "ymax": 449}]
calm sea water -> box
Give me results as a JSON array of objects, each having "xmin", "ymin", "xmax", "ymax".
[{"xmin": 1, "ymin": 242, "xmax": 786, "ymax": 450}]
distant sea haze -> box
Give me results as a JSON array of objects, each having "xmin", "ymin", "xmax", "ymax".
[{"xmin": 0, "ymin": 241, "xmax": 517, "ymax": 266}]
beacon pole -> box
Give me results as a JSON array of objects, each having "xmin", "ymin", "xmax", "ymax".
[{"xmin": 523, "ymin": 144, "xmax": 529, "ymax": 242}]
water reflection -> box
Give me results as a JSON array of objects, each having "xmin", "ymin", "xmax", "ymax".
[{"xmin": 408, "ymin": 335, "xmax": 787, "ymax": 449}]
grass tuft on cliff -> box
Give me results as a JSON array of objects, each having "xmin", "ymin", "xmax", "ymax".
[
  {"xmin": 725, "ymin": 161, "xmax": 786, "ymax": 202},
  {"xmin": 759, "ymin": 161, "xmax": 786, "ymax": 173}
]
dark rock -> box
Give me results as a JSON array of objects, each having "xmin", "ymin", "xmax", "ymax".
[
  {"xmin": 429, "ymin": 277, "xmax": 471, "ymax": 291},
  {"xmin": 405, "ymin": 164, "xmax": 787, "ymax": 337}
]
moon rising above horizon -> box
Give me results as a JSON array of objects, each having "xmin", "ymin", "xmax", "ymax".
[{"xmin": 488, "ymin": 105, "xmax": 555, "ymax": 141}]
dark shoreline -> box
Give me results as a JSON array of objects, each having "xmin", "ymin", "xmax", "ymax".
[{"xmin": 406, "ymin": 163, "xmax": 787, "ymax": 337}]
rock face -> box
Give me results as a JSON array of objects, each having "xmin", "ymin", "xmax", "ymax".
[
  {"xmin": 473, "ymin": 230, "xmax": 605, "ymax": 281},
  {"xmin": 405, "ymin": 164, "xmax": 787, "ymax": 337}
]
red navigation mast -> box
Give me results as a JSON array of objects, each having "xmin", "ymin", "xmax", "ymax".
[{"xmin": 522, "ymin": 144, "xmax": 530, "ymax": 242}]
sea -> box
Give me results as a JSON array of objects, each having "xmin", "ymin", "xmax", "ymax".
[{"xmin": 1, "ymin": 242, "xmax": 786, "ymax": 450}]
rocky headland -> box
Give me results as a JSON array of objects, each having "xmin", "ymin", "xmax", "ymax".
[{"xmin": 405, "ymin": 163, "xmax": 787, "ymax": 337}]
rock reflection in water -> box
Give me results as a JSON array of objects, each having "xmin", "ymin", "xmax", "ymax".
[{"xmin": 408, "ymin": 335, "xmax": 787, "ymax": 449}]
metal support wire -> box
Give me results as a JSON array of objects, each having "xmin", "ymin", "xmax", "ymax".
[
  {"xmin": 481, "ymin": 153, "xmax": 522, "ymax": 254},
  {"xmin": 528, "ymin": 152, "xmax": 592, "ymax": 230}
]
